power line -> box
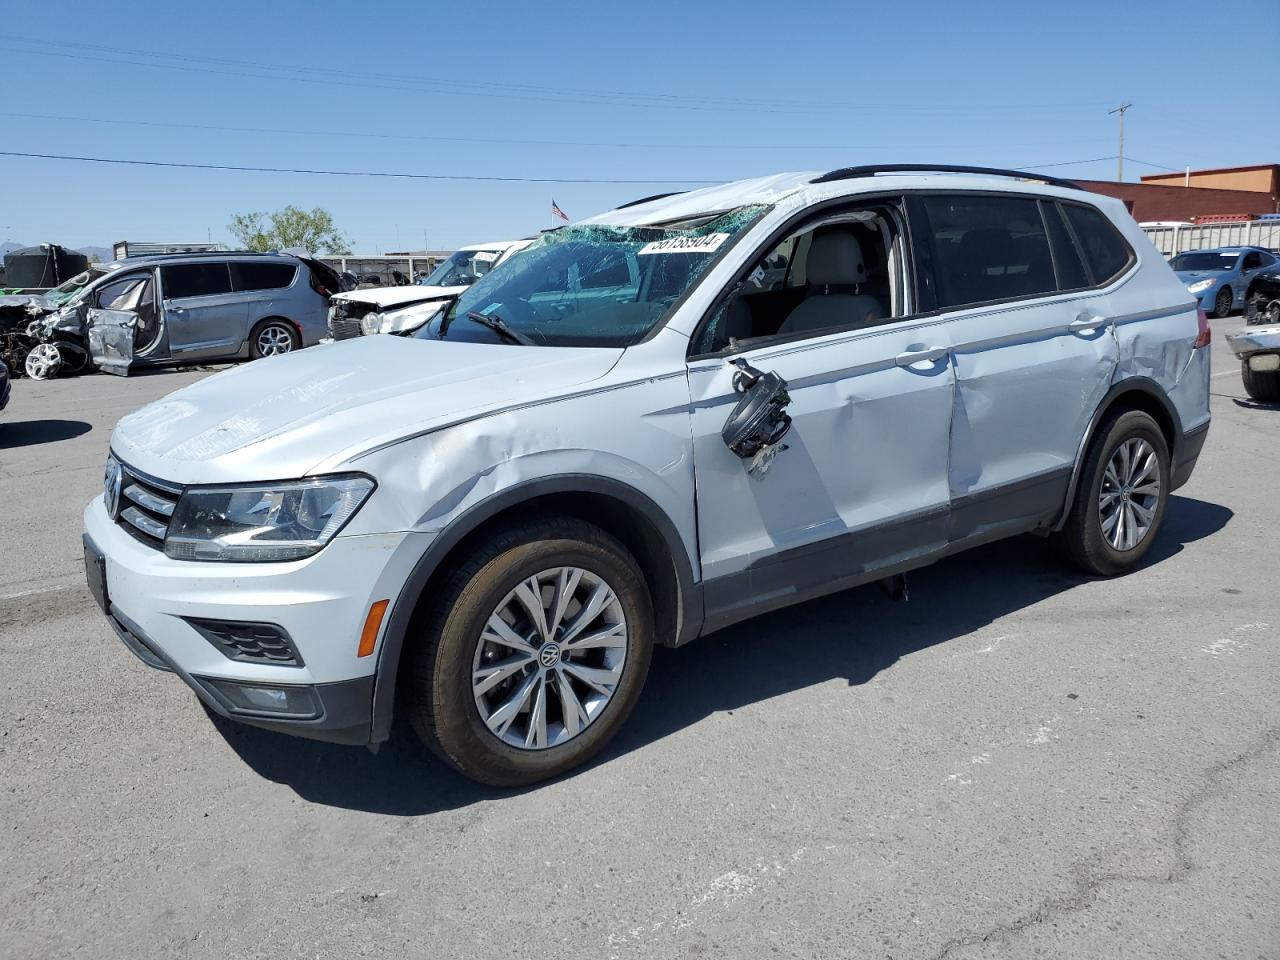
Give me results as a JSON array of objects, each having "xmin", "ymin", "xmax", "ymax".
[
  {"xmin": 0, "ymin": 148, "xmax": 1154, "ymax": 184},
  {"xmin": 0, "ymin": 150, "xmax": 721, "ymax": 184},
  {"xmin": 0, "ymin": 35, "xmax": 1116, "ymax": 118},
  {"xmin": 0, "ymin": 110, "xmax": 1116, "ymax": 154}
]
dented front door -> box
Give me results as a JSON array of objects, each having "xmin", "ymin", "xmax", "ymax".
[
  {"xmin": 688, "ymin": 323, "xmax": 957, "ymax": 631},
  {"xmin": 86, "ymin": 308, "xmax": 137, "ymax": 376}
]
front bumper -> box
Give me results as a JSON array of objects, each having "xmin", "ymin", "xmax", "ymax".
[
  {"xmin": 84, "ymin": 495, "xmax": 430, "ymax": 745},
  {"xmin": 1226, "ymin": 324, "xmax": 1280, "ymax": 359}
]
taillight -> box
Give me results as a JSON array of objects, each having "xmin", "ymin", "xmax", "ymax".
[{"xmin": 1194, "ymin": 307, "xmax": 1211, "ymax": 348}]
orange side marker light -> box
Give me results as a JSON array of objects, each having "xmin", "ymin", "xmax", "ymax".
[{"xmin": 358, "ymin": 600, "xmax": 390, "ymax": 658}]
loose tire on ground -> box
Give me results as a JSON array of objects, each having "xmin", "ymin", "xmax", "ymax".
[
  {"xmin": 1055, "ymin": 408, "xmax": 1170, "ymax": 577},
  {"xmin": 1241, "ymin": 360, "xmax": 1280, "ymax": 402},
  {"xmin": 405, "ymin": 516, "xmax": 654, "ymax": 787}
]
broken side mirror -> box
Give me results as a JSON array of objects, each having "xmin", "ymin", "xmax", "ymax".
[{"xmin": 720, "ymin": 358, "xmax": 793, "ymax": 477}]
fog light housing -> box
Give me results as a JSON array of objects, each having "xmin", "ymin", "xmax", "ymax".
[
  {"xmin": 195, "ymin": 676, "xmax": 322, "ymax": 719},
  {"xmin": 1248, "ymin": 353, "xmax": 1280, "ymax": 372}
]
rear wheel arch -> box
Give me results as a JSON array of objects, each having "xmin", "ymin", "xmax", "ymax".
[
  {"xmin": 1054, "ymin": 378, "xmax": 1181, "ymax": 531},
  {"xmin": 369, "ymin": 476, "xmax": 701, "ymax": 744}
]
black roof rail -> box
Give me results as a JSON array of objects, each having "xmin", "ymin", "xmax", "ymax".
[
  {"xmin": 811, "ymin": 164, "xmax": 1079, "ymax": 190},
  {"xmin": 615, "ymin": 191, "xmax": 685, "ymax": 210},
  {"xmin": 123, "ymin": 249, "xmax": 281, "ymax": 259}
]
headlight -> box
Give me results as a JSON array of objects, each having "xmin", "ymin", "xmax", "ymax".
[
  {"xmin": 164, "ymin": 474, "xmax": 375, "ymax": 562},
  {"xmin": 383, "ymin": 303, "xmax": 444, "ymax": 334},
  {"xmin": 1187, "ymin": 279, "xmax": 1215, "ymax": 293},
  {"xmin": 360, "ymin": 311, "xmax": 384, "ymax": 335}
]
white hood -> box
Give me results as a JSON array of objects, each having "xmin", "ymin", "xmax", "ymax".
[
  {"xmin": 112, "ymin": 336, "xmax": 623, "ymax": 483},
  {"xmin": 332, "ymin": 284, "xmax": 468, "ymax": 309}
]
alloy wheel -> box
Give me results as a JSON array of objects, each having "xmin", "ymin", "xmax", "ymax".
[
  {"xmin": 471, "ymin": 566, "xmax": 628, "ymax": 751},
  {"xmin": 256, "ymin": 324, "xmax": 295, "ymax": 356},
  {"xmin": 1098, "ymin": 437, "xmax": 1161, "ymax": 552},
  {"xmin": 24, "ymin": 343, "xmax": 63, "ymax": 380}
]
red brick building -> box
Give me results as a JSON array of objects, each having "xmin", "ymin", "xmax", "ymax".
[{"xmin": 1077, "ymin": 164, "xmax": 1280, "ymax": 223}]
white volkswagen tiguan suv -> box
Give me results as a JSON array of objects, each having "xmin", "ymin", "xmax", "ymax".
[{"xmin": 84, "ymin": 166, "xmax": 1211, "ymax": 786}]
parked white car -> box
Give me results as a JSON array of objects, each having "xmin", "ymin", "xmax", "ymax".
[
  {"xmin": 328, "ymin": 240, "xmax": 533, "ymax": 339},
  {"xmin": 84, "ymin": 165, "xmax": 1211, "ymax": 786}
]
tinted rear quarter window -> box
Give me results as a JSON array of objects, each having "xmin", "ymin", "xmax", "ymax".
[
  {"xmin": 162, "ymin": 262, "xmax": 232, "ymax": 299},
  {"xmin": 1043, "ymin": 203, "xmax": 1090, "ymax": 290},
  {"xmin": 1062, "ymin": 204, "xmax": 1132, "ymax": 284},
  {"xmin": 230, "ymin": 261, "xmax": 297, "ymax": 292},
  {"xmin": 923, "ymin": 194, "xmax": 1057, "ymax": 308}
]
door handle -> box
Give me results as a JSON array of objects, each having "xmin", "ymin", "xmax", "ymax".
[
  {"xmin": 895, "ymin": 346, "xmax": 949, "ymax": 368},
  {"xmin": 1069, "ymin": 313, "xmax": 1111, "ymax": 333}
]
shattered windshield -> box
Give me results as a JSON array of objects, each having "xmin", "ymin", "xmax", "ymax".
[
  {"xmin": 420, "ymin": 249, "xmax": 503, "ymax": 288},
  {"xmin": 418, "ymin": 205, "xmax": 765, "ymax": 348},
  {"xmin": 47, "ymin": 267, "xmax": 108, "ymax": 303}
]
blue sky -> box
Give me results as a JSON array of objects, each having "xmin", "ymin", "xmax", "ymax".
[{"xmin": 2, "ymin": 0, "xmax": 1277, "ymax": 252}]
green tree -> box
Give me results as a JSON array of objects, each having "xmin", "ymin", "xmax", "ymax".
[{"xmin": 228, "ymin": 206, "xmax": 352, "ymax": 255}]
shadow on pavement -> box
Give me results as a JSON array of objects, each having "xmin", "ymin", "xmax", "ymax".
[
  {"xmin": 213, "ymin": 494, "xmax": 1232, "ymax": 816},
  {"xmin": 0, "ymin": 418, "xmax": 92, "ymax": 448},
  {"xmin": 1232, "ymin": 398, "xmax": 1280, "ymax": 411}
]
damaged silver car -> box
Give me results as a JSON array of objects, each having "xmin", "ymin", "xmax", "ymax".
[
  {"xmin": 3, "ymin": 252, "xmax": 341, "ymax": 379},
  {"xmin": 84, "ymin": 165, "xmax": 1211, "ymax": 787}
]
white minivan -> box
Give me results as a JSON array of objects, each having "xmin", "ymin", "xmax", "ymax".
[{"xmin": 84, "ymin": 166, "xmax": 1211, "ymax": 786}]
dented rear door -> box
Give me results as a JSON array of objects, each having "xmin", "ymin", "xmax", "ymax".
[{"xmin": 914, "ymin": 194, "xmax": 1119, "ymax": 541}]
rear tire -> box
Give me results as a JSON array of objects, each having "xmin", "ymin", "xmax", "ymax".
[
  {"xmin": 406, "ymin": 516, "xmax": 654, "ymax": 787},
  {"xmin": 249, "ymin": 319, "xmax": 300, "ymax": 359},
  {"xmin": 1212, "ymin": 286, "xmax": 1233, "ymax": 319},
  {"xmin": 1055, "ymin": 409, "xmax": 1170, "ymax": 576},
  {"xmin": 1242, "ymin": 360, "xmax": 1280, "ymax": 401}
]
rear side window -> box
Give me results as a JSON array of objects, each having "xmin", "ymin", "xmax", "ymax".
[
  {"xmin": 230, "ymin": 261, "xmax": 297, "ymax": 292},
  {"xmin": 923, "ymin": 195, "xmax": 1057, "ymax": 308},
  {"xmin": 1043, "ymin": 203, "xmax": 1090, "ymax": 290},
  {"xmin": 162, "ymin": 262, "xmax": 232, "ymax": 299},
  {"xmin": 1061, "ymin": 203, "xmax": 1133, "ymax": 284}
]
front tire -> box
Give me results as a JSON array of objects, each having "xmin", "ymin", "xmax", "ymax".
[
  {"xmin": 1212, "ymin": 286, "xmax": 1233, "ymax": 319},
  {"xmin": 249, "ymin": 319, "xmax": 300, "ymax": 359},
  {"xmin": 1242, "ymin": 360, "xmax": 1280, "ymax": 401},
  {"xmin": 406, "ymin": 517, "xmax": 654, "ymax": 787},
  {"xmin": 1056, "ymin": 409, "xmax": 1170, "ymax": 576}
]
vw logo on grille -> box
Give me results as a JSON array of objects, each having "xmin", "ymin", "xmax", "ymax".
[
  {"xmin": 538, "ymin": 643, "xmax": 561, "ymax": 668},
  {"xmin": 104, "ymin": 459, "xmax": 123, "ymax": 519}
]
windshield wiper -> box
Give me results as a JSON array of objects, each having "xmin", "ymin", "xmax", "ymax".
[{"xmin": 465, "ymin": 311, "xmax": 536, "ymax": 346}]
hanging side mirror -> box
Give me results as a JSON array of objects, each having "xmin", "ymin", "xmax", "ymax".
[{"xmin": 720, "ymin": 358, "xmax": 793, "ymax": 477}]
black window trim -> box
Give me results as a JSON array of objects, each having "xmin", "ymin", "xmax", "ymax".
[
  {"xmin": 908, "ymin": 189, "xmax": 1138, "ymax": 316},
  {"xmin": 686, "ymin": 192, "xmax": 925, "ymax": 361}
]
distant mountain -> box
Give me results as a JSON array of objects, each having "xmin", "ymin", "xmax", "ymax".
[{"xmin": 0, "ymin": 241, "xmax": 24, "ymax": 257}]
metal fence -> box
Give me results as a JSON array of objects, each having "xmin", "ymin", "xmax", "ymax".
[
  {"xmin": 1141, "ymin": 221, "xmax": 1280, "ymax": 257},
  {"xmin": 318, "ymin": 255, "xmax": 448, "ymax": 287}
]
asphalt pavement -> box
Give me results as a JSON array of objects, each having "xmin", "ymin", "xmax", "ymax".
[{"xmin": 1, "ymin": 322, "xmax": 1276, "ymax": 960}]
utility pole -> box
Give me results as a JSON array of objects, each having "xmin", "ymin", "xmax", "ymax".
[{"xmin": 1109, "ymin": 103, "xmax": 1132, "ymax": 182}]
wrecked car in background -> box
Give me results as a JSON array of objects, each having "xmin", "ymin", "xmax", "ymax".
[
  {"xmin": 328, "ymin": 239, "xmax": 532, "ymax": 339},
  {"xmin": 85, "ymin": 165, "xmax": 1210, "ymax": 788},
  {"xmin": 1, "ymin": 251, "xmax": 344, "ymax": 379},
  {"xmin": 1227, "ymin": 271, "xmax": 1280, "ymax": 400}
]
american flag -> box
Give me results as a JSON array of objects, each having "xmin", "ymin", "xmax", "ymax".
[{"xmin": 551, "ymin": 199, "xmax": 570, "ymax": 222}]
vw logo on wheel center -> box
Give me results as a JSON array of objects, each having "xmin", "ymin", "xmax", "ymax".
[{"xmin": 538, "ymin": 643, "xmax": 561, "ymax": 668}]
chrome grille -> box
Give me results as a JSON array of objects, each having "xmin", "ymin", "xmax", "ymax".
[{"xmin": 116, "ymin": 462, "xmax": 182, "ymax": 550}]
